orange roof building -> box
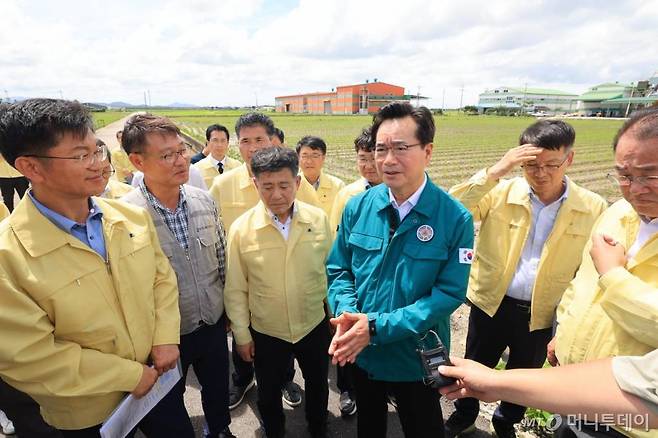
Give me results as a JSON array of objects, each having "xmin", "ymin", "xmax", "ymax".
[{"xmin": 275, "ymin": 80, "xmax": 422, "ymax": 114}]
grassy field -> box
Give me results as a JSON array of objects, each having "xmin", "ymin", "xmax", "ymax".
[
  {"xmin": 92, "ymin": 110, "xmax": 129, "ymax": 129},
  {"xmin": 94, "ymin": 110, "xmax": 624, "ymax": 201}
]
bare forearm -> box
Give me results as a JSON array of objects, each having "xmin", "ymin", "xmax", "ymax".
[{"xmin": 490, "ymin": 360, "xmax": 656, "ymax": 427}]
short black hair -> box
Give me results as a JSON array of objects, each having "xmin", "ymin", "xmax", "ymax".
[
  {"xmin": 354, "ymin": 127, "xmax": 373, "ymax": 153},
  {"xmin": 251, "ymin": 146, "xmax": 299, "ymax": 179},
  {"xmin": 121, "ymin": 113, "xmax": 181, "ymax": 154},
  {"xmin": 371, "ymin": 102, "xmax": 435, "ymax": 146},
  {"xmin": 206, "ymin": 124, "xmax": 230, "ymax": 142},
  {"xmin": 0, "ymin": 98, "xmax": 93, "ymax": 167},
  {"xmin": 235, "ymin": 112, "xmax": 275, "ymax": 138},
  {"xmin": 519, "ymin": 120, "xmax": 575, "ymax": 150},
  {"xmin": 295, "ymin": 135, "xmax": 327, "ymax": 155},
  {"xmin": 613, "ymin": 108, "xmax": 658, "ymax": 151},
  {"xmin": 273, "ymin": 127, "xmax": 285, "ymax": 144}
]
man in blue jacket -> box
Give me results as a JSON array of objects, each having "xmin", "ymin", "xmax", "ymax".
[{"xmin": 327, "ymin": 102, "xmax": 474, "ymax": 438}]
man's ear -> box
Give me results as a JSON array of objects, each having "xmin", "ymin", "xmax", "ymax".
[
  {"xmin": 295, "ymin": 174, "xmax": 301, "ymax": 189},
  {"xmin": 128, "ymin": 152, "xmax": 145, "ymax": 172},
  {"xmin": 14, "ymin": 157, "xmax": 44, "ymax": 184}
]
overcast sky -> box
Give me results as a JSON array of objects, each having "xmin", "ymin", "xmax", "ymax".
[{"xmin": 1, "ymin": 0, "xmax": 656, "ymax": 108}]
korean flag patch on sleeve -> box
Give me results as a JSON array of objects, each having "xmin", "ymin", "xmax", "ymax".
[{"xmin": 459, "ymin": 248, "xmax": 474, "ymax": 264}]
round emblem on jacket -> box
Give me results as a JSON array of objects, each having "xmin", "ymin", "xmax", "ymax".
[{"xmin": 416, "ymin": 224, "xmax": 434, "ymax": 242}]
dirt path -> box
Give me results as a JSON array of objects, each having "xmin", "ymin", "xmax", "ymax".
[{"xmin": 95, "ymin": 115, "xmax": 133, "ymax": 151}]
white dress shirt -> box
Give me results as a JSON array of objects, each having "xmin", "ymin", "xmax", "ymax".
[
  {"xmin": 388, "ymin": 175, "xmax": 427, "ymax": 222},
  {"xmin": 269, "ymin": 204, "xmax": 296, "ymax": 240},
  {"xmin": 628, "ymin": 216, "xmax": 658, "ymax": 259},
  {"xmin": 506, "ymin": 179, "xmax": 569, "ymax": 302}
]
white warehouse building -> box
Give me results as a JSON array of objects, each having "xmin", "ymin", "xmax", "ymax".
[{"xmin": 477, "ymin": 86, "xmax": 578, "ymax": 115}]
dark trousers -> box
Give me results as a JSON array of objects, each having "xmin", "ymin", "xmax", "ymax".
[
  {"xmin": 353, "ymin": 365, "xmax": 444, "ymax": 438},
  {"xmin": 0, "ymin": 378, "xmax": 62, "ymax": 438},
  {"xmin": 252, "ymin": 320, "xmax": 330, "ymax": 438},
  {"xmin": 140, "ymin": 317, "xmax": 231, "ymax": 437},
  {"xmin": 0, "ymin": 176, "xmax": 28, "ymax": 212},
  {"xmin": 336, "ymin": 362, "xmax": 355, "ymax": 393},
  {"xmin": 454, "ymin": 298, "xmax": 553, "ymax": 427},
  {"xmin": 232, "ymin": 338, "xmax": 296, "ymax": 387}
]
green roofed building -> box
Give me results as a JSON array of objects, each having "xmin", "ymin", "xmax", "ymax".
[
  {"xmin": 477, "ymin": 86, "xmax": 578, "ymax": 115},
  {"xmin": 576, "ymin": 82, "xmax": 635, "ymax": 117}
]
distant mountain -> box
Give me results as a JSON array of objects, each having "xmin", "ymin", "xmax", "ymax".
[
  {"xmin": 168, "ymin": 102, "xmax": 198, "ymax": 108},
  {"xmin": 107, "ymin": 101, "xmax": 139, "ymax": 108}
]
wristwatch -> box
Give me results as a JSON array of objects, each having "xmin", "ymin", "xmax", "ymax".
[{"xmin": 368, "ymin": 318, "xmax": 377, "ymax": 337}]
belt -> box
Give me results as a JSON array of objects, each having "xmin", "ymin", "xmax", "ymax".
[{"xmin": 502, "ymin": 295, "xmax": 531, "ymax": 312}]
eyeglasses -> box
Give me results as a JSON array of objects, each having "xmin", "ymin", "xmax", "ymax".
[
  {"xmin": 300, "ymin": 153, "xmax": 324, "ymax": 161},
  {"xmin": 521, "ymin": 154, "xmax": 569, "ymax": 173},
  {"xmin": 159, "ymin": 146, "xmax": 192, "ymax": 164},
  {"xmin": 357, "ymin": 157, "xmax": 376, "ymax": 165},
  {"xmin": 607, "ymin": 173, "xmax": 658, "ymax": 188},
  {"xmin": 374, "ymin": 141, "xmax": 423, "ymax": 157},
  {"xmin": 101, "ymin": 165, "xmax": 116, "ymax": 178},
  {"xmin": 23, "ymin": 145, "xmax": 108, "ymax": 166}
]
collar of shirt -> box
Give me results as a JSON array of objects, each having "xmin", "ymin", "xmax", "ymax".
[
  {"xmin": 388, "ymin": 174, "xmax": 427, "ymax": 222},
  {"xmin": 28, "ymin": 190, "xmax": 104, "ymax": 233},
  {"xmin": 140, "ymin": 181, "xmax": 187, "ymax": 214},
  {"xmin": 28, "ymin": 190, "xmax": 106, "ymax": 258},
  {"xmin": 208, "ymin": 155, "xmax": 226, "ymax": 167},
  {"xmin": 527, "ymin": 176, "xmax": 570, "ymax": 208},
  {"xmin": 269, "ymin": 203, "xmax": 297, "ymax": 240}
]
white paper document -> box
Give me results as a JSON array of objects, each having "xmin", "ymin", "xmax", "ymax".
[{"xmin": 100, "ymin": 363, "xmax": 182, "ymax": 438}]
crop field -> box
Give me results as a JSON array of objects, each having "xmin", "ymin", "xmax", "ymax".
[
  {"xmin": 96, "ymin": 110, "xmax": 624, "ymax": 201},
  {"xmin": 92, "ymin": 110, "xmax": 129, "ymax": 129}
]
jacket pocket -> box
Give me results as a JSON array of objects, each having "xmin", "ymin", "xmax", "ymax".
[
  {"xmin": 348, "ymin": 233, "xmax": 383, "ymax": 270},
  {"xmin": 397, "ymin": 243, "xmax": 449, "ymax": 302},
  {"xmin": 196, "ymin": 227, "xmax": 221, "ymax": 275}
]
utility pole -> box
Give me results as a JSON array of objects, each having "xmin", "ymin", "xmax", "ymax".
[
  {"xmin": 459, "ymin": 85, "xmax": 464, "ymax": 111},
  {"xmin": 442, "ymin": 88, "xmax": 446, "ymax": 111},
  {"xmin": 147, "ymin": 89, "xmax": 152, "ymax": 107},
  {"xmin": 522, "ymin": 82, "xmax": 528, "ymax": 114},
  {"xmin": 143, "ymin": 91, "xmax": 148, "ymax": 107},
  {"xmin": 416, "ymin": 86, "xmax": 421, "ymax": 107}
]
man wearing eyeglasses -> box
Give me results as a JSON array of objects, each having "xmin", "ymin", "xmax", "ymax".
[
  {"xmin": 327, "ymin": 102, "xmax": 474, "ymax": 437},
  {"xmin": 447, "ymin": 120, "xmax": 607, "ymax": 438},
  {"xmin": 0, "ymin": 99, "xmax": 181, "ymax": 437},
  {"xmin": 96, "ymin": 139, "xmax": 133, "ymax": 200},
  {"xmin": 296, "ymin": 135, "xmax": 345, "ymax": 217},
  {"xmin": 121, "ymin": 114, "xmax": 235, "ymax": 438},
  {"xmin": 552, "ymin": 109, "xmax": 658, "ymax": 438}
]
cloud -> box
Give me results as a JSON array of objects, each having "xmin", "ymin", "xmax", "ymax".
[{"xmin": 0, "ymin": 0, "xmax": 655, "ymax": 108}]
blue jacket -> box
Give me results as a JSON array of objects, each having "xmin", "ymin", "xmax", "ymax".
[{"xmin": 327, "ymin": 178, "xmax": 473, "ymax": 382}]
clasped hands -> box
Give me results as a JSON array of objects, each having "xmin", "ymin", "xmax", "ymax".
[{"xmin": 328, "ymin": 312, "xmax": 370, "ymax": 366}]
